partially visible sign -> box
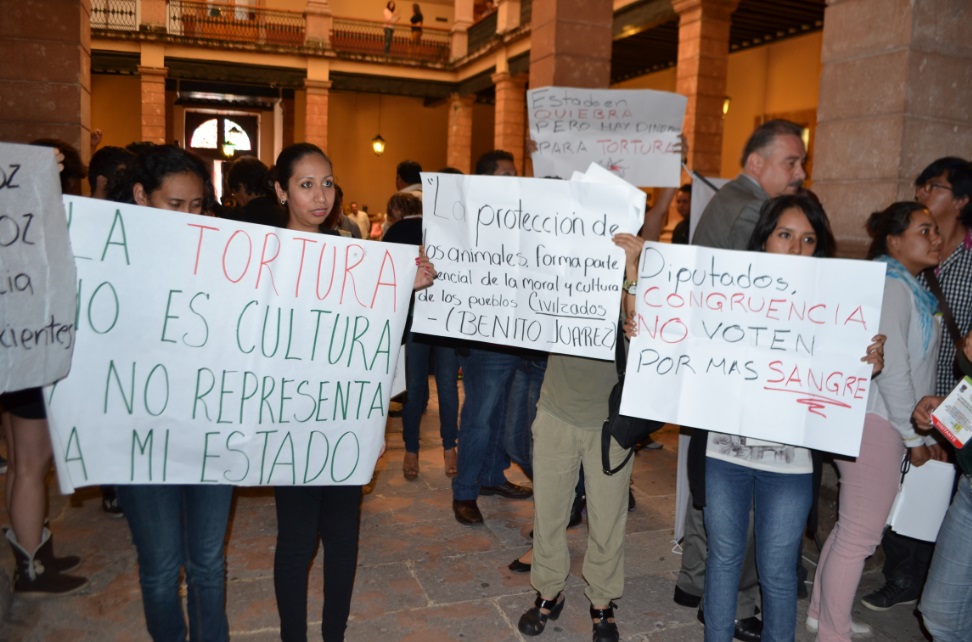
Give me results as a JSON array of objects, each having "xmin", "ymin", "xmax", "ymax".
[
  {"xmin": 528, "ymin": 87, "xmax": 686, "ymax": 187},
  {"xmin": 0, "ymin": 143, "xmax": 77, "ymax": 392}
]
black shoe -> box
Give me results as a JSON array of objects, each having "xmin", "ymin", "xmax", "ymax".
[
  {"xmin": 698, "ymin": 606, "xmax": 763, "ymax": 642},
  {"xmin": 508, "ymin": 558, "xmax": 531, "ymax": 573},
  {"xmin": 568, "ymin": 494, "xmax": 586, "ymax": 528},
  {"xmin": 480, "ymin": 481, "xmax": 533, "ymax": 499},
  {"xmin": 860, "ymin": 578, "xmax": 920, "ymax": 611},
  {"xmin": 628, "ymin": 489, "xmax": 636, "ymax": 512},
  {"xmin": 673, "ymin": 585, "xmax": 702, "ymax": 608},
  {"xmin": 101, "ymin": 487, "xmax": 124, "ymax": 518},
  {"xmin": 518, "ymin": 592, "xmax": 565, "ymax": 636},
  {"xmin": 591, "ymin": 602, "xmax": 620, "ymax": 642},
  {"xmin": 452, "ymin": 500, "xmax": 484, "ymax": 526}
]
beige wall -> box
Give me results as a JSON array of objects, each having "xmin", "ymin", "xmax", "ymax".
[
  {"xmin": 91, "ymin": 75, "xmax": 142, "ymax": 149},
  {"xmin": 612, "ymin": 32, "xmax": 823, "ymax": 180},
  {"xmin": 325, "ymin": 90, "xmax": 448, "ymax": 213}
]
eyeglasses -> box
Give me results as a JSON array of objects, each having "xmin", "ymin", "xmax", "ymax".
[{"xmin": 919, "ymin": 182, "xmax": 954, "ymax": 195}]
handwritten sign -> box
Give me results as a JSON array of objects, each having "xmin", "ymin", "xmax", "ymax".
[
  {"xmin": 620, "ymin": 243, "xmax": 886, "ymax": 457},
  {"xmin": 0, "ymin": 143, "xmax": 77, "ymax": 392},
  {"xmin": 528, "ymin": 87, "xmax": 686, "ymax": 187},
  {"xmin": 412, "ymin": 170, "xmax": 644, "ymax": 360},
  {"xmin": 46, "ymin": 196, "xmax": 416, "ymax": 492}
]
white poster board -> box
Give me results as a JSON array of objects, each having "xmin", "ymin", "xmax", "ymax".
[
  {"xmin": 47, "ymin": 196, "xmax": 416, "ymax": 492},
  {"xmin": 620, "ymin": 243, "xmax": 886, "ymax": 456},
  {"xmin": 0, "ymin": 143, "xmax": 77, "ymax": 392},
  {"xmin": 528, "ymin": 87, "xmax": 686, "ymax": 187},
  {"xmin": 412, "ymin": 170, "xmax": 644, "ymax": 360},
  {"xmin": 688, "ymin": 176, "xmax": 730, "ymax": 243}
]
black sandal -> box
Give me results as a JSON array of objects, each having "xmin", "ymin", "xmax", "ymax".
[
  {"xmin": 591, "ymin": 602, "xmax": 619, "ymax": 642},
  {"xmin": 517, "ymin": 592, "xmax": 565, "ymax": 636}
]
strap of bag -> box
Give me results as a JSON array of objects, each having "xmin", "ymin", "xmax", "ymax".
[
  {"xmin": 602, "ymin": 317, "xmax": 634, "ymax": 475},
  {"xmin": 924, "ymin": 268, "xmax": 963, "ymax": 347},
  {"xmin": 923, "ymin": 268, "xmax": 972, "ymax": 376},
  {"xmin": 602, "ymin": 426, "xmax": 635, "ymax": 476}
]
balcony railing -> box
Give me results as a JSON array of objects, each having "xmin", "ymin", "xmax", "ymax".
[
  {"xmin": 168, "ymin": 0, "xmax": 305, "ymax": 47},
  {"xmin": 467, "ymin": 10, "xmax": 497, "ymax": 54},
  {"xmin": 330, "ymin": 18, "xmax": 450, "ymax": 63},
  {"xmin": 91, "ymin": 0, "xmax": 138, "ymax": 31}
]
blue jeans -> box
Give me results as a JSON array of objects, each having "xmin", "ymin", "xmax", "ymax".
[
  {"xmin": 453, "ymin": 348, "xmax": 520, "ymax": 500},
  {"xmin": 703, "ymin": 457, "xmax": 812, "ymax": 642},
  {"xmin": 920, "ymin": 475, "xmax": 972, "ymax": 642},
  {"xmin": 402, "ymin": 332, "xmax": 459, "ymax": 453},
  {"xmin": 502, "ymin": 357, "xmax": 547, "ymax": 480},
  {"xmin": 117, "ymin": 484, "xmax": 234, "ymax": 642}
]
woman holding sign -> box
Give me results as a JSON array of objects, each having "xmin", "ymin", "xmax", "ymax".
[
  {"xmin": 270, "ymin": 142, "xmax": 435, "ymax": 642},
  {"xmin": 809, "ymin": 201, "xmax": 943, "ymax": 641},
  {"xmin": 685, "ymin": 194, "xmax": 886, "ymax": 642},
  {"xmin": 109, "ymin": 145, "xmax": 232, "ymax": 642}
]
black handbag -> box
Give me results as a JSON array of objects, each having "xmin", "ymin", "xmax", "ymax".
[{"xmin": 601, "ymin": 319, "xmax": 664, "ymax": 475}]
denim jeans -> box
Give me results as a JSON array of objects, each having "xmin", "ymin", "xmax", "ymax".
[
  {"xmin": 703, "ymin": 457, "xmax": 812, "ymax": 642},
  {"xmin": 502, "ymin": 357, "xmax": 548, "ymax": 479},
  {"xmin": 402, "ymin": 332, "xmax": 459, "ymax": 453},
  {"xmin": 274, "ymin": 485, "xmax": 362, "ymax": 642},
  {"xmin": 920, "ymin": 475, "xmax": 972, "ymax": 642},
  {"xmin": 453, "ymin": 348, "xmax": 520, "ymax": 500},
  {"xmin": 117, "ymin": 484, "xmax": 234, "ymax": 642},
  {"xmin": 383, "ymin": 27, "xmax": 393, "ymax": 53}
]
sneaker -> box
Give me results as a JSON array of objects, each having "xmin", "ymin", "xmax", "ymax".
[
  {"xmin": 806, "ymin": 615, "xmax": 872, "ymax": 637},
  {"xmin": 860, "ymin": 580, "xmax": 920, "ymax": 611}
]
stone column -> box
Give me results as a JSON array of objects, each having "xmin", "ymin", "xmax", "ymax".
[
  {"xmin": 304, "ymin": 0, "xmax": 332, "ymax": 49},
  {"xmin": 446, "ymin": 93, "xmax": 476, "ymax": 173},
  {"xmin": 451, "ymin": 0, "xmax": 474, "ymax": 60},
  {"xmin": 496, "ymin": 0, "xmax": 521, "ymax": 34},
  {"xmin": 492, "ymin": 72, "xmax": 528, "ymax": 173},
  {"xmin": 140, "ymin": 0, "xmax": 167, "ymax": 33},
  {"xmin": 138, "ymin": 66, "xmax": 168, "ymax": 144},
  {"xmin": 813, "ymin": 0, "xmax": 972, "ymax": 256},
  {"xmin": 529, "ymin": 0, "xmax": 613, "ymax": 88},
  {"xmin": 304, "ymin": 79, "xmax": 331, "ymax": 151},
  {"xmin": 0, "ymin": 0, "xmax": 92, "ymax": 155},
  {"xmin": 671, "ymin": 0, "xmax": 739, "ymax": 177}
]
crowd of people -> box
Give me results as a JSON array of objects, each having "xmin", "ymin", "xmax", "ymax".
[{"xmin": 1, "ymin": 122, "xmax": 971, "ymax": 642}]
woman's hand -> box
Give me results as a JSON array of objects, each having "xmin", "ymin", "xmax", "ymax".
[
  {"xmin": 413, "ymin": 246, "xmax": 437, "ymax": 291},
  {"xmin": 612, "ymin": 233, "xmax": 644, "ymax": 270},
  {"xmin": 623, "ymin": 314, "xmax": 639, "ymax": 339},
  {"xmin": 912, "ymin": 395, "xmax": 943, "ymax": 431},
  {"xmin": 862, "ymin": 334, "xmax": 886, "ymax": 377},
  {"xmin": 963, "ymin": 329, "xmax": 972, "ymax": 363},
  {"xmin": 909, "ymin": 444, "xmax": 932, "ymax": 467}
]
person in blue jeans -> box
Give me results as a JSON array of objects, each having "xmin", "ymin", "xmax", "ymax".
[
  {"xmin": 383, "ymin": 191, "xmax": 460, "ymax": 480},
  {"xmin": 116, "ymin": 485, "xmax": 234, "ymax": 642},
  {"xmin": 110, "ymin": 144, "xmax": 233, "ymax": 642},
  {"xmin": 913, "ymin": 371, "xmax": 972, "ymax": 642},
  {"xmin": 700, "ymin": 194, "xmax": 885, "ymax": 642},
  {"xmin": 502, "ymin": 355, "xmax": 549, "ymax": 480}
]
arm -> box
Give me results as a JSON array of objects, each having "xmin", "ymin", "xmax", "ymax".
[
  {"xmin": 613, "ymin": 233, "xmax": 645, "ymax": 322},
  {"xmin": 641, "ymin": 187, "xmax": 676, "ymax": 243},
  {"xmin": 875, "ymin": 280, "xmax": 932, "ymax": 452}
]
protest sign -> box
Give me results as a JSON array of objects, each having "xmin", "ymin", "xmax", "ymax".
[
  {"xmin": 620, "ymin": 243, "xmax": 886, "ymax": 456},
  {"xmin": 46, "ymin": 196, "xmax": 417, "ymax": 492},
  {"xmin": 412, "ymin": 170, "xmax": 644, "ymax": 360},
  {"xmin": 0, "ymin": 143, "xmax": 77, "ymax": 392},
  {"xmin": 528, "ymin": 87, "xmax": 686, "ymax": 187}
]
